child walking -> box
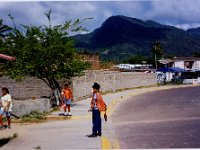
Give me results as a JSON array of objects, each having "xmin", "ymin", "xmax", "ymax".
[
  {"xmin": 0, "ymin": 87, "xmax": 12, "ymax": 129},
  {"xmin": 61, "ymin": 82, "xmax": 73, "ymax": 116},
  {"xmin": 88, "ymin": 82, "xmax": 107, "ymax": 137}
]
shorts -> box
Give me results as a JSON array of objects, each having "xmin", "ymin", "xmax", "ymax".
[
  {"xmin": 0, "ymin": 109, "xmax": 11, "ymax": 117},
  {"xmin": 64, "ymin": 99, "xmax": 71, "ymax": 105}
]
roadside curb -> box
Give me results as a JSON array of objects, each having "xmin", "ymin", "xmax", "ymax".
[{"xmin": 45, "ymin": 114, "xmax": 90, "ymax": 121}]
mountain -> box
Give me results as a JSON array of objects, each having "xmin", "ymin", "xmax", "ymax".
[
  {"xmin": 74, "ymin": 15, "xmax": 200, "ymax": 61},
  {"xmin": 187, "ymin": 27, "xmax": 200, "ymax": 38}
]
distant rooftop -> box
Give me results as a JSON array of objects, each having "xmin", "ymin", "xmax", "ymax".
[
  {"xmin": 159, "ymin": 57, "xmax": 200, "ymax": 63},
  {"xmin": 173, "ymin": 57, "xmax": 200, "ymax": 61},
  {"xmin": 0, "ymin": 53, "xmax": 16, "ymax": 61}
]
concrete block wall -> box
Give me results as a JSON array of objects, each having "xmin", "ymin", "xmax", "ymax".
[
  {"xmin": 0, "ymin": 71, "xmax": 156, "ymax": 115},
  {"xmin": 72, "ymin": 71, "xmax": 157, "ymax": 101},
  {"xmin": 0, "ymin": 72, "xmax": 156, "ymax": 101},
  {"xmin": 0, "ymin": 76, "xmax": 51, "ymax": 99},
  {"xmin": 12, "ymin": 98, "xmax": 50, "ymax": 116}
]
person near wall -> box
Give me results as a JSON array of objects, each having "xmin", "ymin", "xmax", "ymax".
[
  {"xmin": 61, "ymin": 82, "xmax": 73, "ymax": 116},
  {"xmin": 88, "ymin": 82, "xmax": 107, "ymax": 137},
  {"xmin": 0, "ymin": 87, "xmax": 12, "ymax": 129}
]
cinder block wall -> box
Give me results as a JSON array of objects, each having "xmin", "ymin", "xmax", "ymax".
[
  {"xmin": 0, "ymin": 71, "xmax": 156, "ymax": 101},
  {"xmin": 0, "ymin": 76, "xmax": 51, "ymax": 99},
  {"xmin": 72, "ymin": 71, "xmax": 157, "ymax": 101},
  {"xmin": 0, "ymin": 71, "xmax": 156, "ymax": 116},
  {"xmin": 12, "ymin": 98, "xmax": 50, "ymax": 116}
]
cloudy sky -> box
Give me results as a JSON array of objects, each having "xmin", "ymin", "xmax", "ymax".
[{"xmin": 0, "ymin": 0, "xmax": 200, "ymax": 33}]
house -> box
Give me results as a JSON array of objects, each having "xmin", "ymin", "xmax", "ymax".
[
  {"xmin": 157, "ymin": 57, "xmax": 200, "ymax": 83},
  {"xmin": 173, "ymin": 57, "xmax": 200, "ymax": 70},
  {"xmin": 0, "ymin": 53, "xmax": 15, "ymax": 62},
  {"xmin": 0, "ymin": 53, "xmax": 16, "ymax": 75},
  {"xmin": 158, "ymin": 57, "xmax": 200, "ymax": 70}
]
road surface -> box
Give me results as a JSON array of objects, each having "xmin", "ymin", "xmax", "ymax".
[{"xmin": 112, "ymin": 86, "xmax": 200, "ymax": 148}]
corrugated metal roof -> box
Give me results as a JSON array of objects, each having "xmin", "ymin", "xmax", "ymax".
[
  {"xmin": 0, "ymin": 53, "xmax": 16, "ymax": 61},
  {"xmin": 173, "ymin": 57, "xmax": 200, "ymax": 61}
]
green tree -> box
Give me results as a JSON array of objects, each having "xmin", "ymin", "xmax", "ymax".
[
  {"xmin": 0, "ymin": 19, "xmax": 11, "ymax": 38},
  {"xmin": 125, "ymin": 55, "xmax": 147, "ymax": 64},
  {"xmin": 0, "ymin": 19, "xmax": 12, "ymax": 50},
  {"xmin": 152, "ymin": 41, "xmax": 163, "ymax": 69},
  {"xmin": 193, "ymin": 51, "xmax": 200, "ymax": 57},
  {"xmin": 2, "ymin": 11, "xmax": 91, "ymax": 105}
]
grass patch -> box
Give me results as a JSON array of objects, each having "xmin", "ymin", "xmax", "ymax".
[
  {"xmin": 17, "ymin": 111, "xmax": 49, "ymax": 123},
  {"xmin": 50, "ymin": 106, "xmax": 60, "ymax": 113},
  {"xmin": 0, "ymin": 133, "xmax": 18, "ymax": 147}
]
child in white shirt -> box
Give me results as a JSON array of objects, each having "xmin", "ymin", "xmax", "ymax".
[{"xmin": 0, "ymin": 87, "xmax": 12, "ymax": 129}]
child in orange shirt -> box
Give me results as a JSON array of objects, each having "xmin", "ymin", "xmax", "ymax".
[
  {"xmin": 61, "ymin": 82, "xmax": 73, "ymax": 116},
  {"xmin": 88, "ymin": 82, "xmax": 107, "ymax": 137}
]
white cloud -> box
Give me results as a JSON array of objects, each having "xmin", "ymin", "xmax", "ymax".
[
  {"xmin": 1, "ymin": 0, "xmax": 200, "ymax": 33},
  {"xmin": 0, "ymin": 2, "xmax": 49, "ymax": 26},
  {"xmin": 175, "ymin": 23, "xmax": 200, "ymax": 30},
  {"xmin": 113, "ymin": 1, "xmax": 148, "ymax": 18},
  {"xmin": 0, "ymin": 2, "xmax": 115, "ymax": 33},
  {"xmin": 143, "ymin": 0, "xmax": 200, "ymax": 25}
]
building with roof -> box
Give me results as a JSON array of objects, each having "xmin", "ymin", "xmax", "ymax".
[
  {"xmin": 0, "ymin": 53, "xmax": 15, "ymax": 61},
  {"xmin": 157, "ymin": 57, "xmax": 200, "ymax": 83},
  {"xmin": 158, "ymin": 57, "xmax": 200, "ymax": 71}
]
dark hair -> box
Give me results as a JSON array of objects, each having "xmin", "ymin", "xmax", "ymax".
[
  {"xmin": 2, "ymin": 87, "xmax": 9, "ymax": 94},
  {"xmin": 92, "ymin": 82, "xmax": 100, "ymax": 90},
  {"xmin": 64, "ymin": 82, "xmax": 71, "ymax": 87}
]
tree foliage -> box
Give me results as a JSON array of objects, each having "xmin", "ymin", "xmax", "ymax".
[
  {"xmin": 193, "ymin": 51, "xmax": 200, "ymax": 57},
  {"xmin": 0, "ymin": 19, "xmax": 12, "ymax": 38},
  {"xmin": 151, "ymin": 41, "xmax": 163, "ymax": 68},
  {"xmin": 125, "ymin": 55, "xmax": 147, "ymax": 64},
  {"xmin": 152, "ymin": 41, "xmax": 163, "ymax": 58},
  {"xmin": 1, "ymin": 11, "xmax": 91, "ymax": 104}
]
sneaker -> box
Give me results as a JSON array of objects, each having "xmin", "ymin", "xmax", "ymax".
[
  {"xmin": 64, "ymin": 113, "xmax": 68, "ymax": 116},
  {"xmin": 68, "ymin": 112, "xmax": 72, "ymax": 116},
  {"xmin": 8, "ymin": 126, "xmax": 11, "ymax": 129},
  {"xmin": 88, "ymin": 134, "xmax": 97, "ymax": 138}
]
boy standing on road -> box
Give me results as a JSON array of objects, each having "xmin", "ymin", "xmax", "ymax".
[
  {"xmin": 0, "ymin": 87, "xmax": 12, "ymax": 129},
  {"xmin": 88, "ymin": 82, "xmax": 107, "ymax": 137},
  {"xmin": 61, "ymin": 82, "xmax": 73, "ymax": 116}
]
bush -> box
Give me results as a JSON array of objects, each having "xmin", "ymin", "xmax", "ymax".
[{"xmin": 20, "ymin": 111, "xmax": 49, "ymax": 123}]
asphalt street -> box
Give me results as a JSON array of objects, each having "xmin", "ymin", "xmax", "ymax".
[{"xmin": 112, "ymin": 86, "xmax": 200, "ymax": 148}]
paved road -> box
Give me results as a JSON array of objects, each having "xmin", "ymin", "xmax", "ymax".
[
  {"xmin": 112, "ymin": 86, "xmax": 200, "ymax": 148},
  {"xmin": 1, "ymin": 85, "xmax": 198, "ymax": 149}
]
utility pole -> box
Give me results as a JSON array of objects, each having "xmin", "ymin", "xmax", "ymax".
[{"xmin": 155, "ymin": 53, "xmax": 157, "ymax": 69}]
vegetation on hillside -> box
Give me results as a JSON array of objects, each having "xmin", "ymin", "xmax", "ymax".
[{"xmin": 74, "ymin": 15, "xmax": 200, "ymax": 61}]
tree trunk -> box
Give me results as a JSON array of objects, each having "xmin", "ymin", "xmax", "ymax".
[
  {"xmin": 45, "ymin": 77, "xmax": 61, "ymax": 106},
  {"xmin": 39, "ymin": 76, "xmax": 62, "ymax": 106},
  {"xmin": 53, "ymin": 88, "xmax": 61, "ymax": 106},
  {"xmin": 52, "ymin": 77, "xmax": 61, "ymax": 106},
  {"xmin": 155, "ymin": 53, "xmax": 157, "ymax": 69}
]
